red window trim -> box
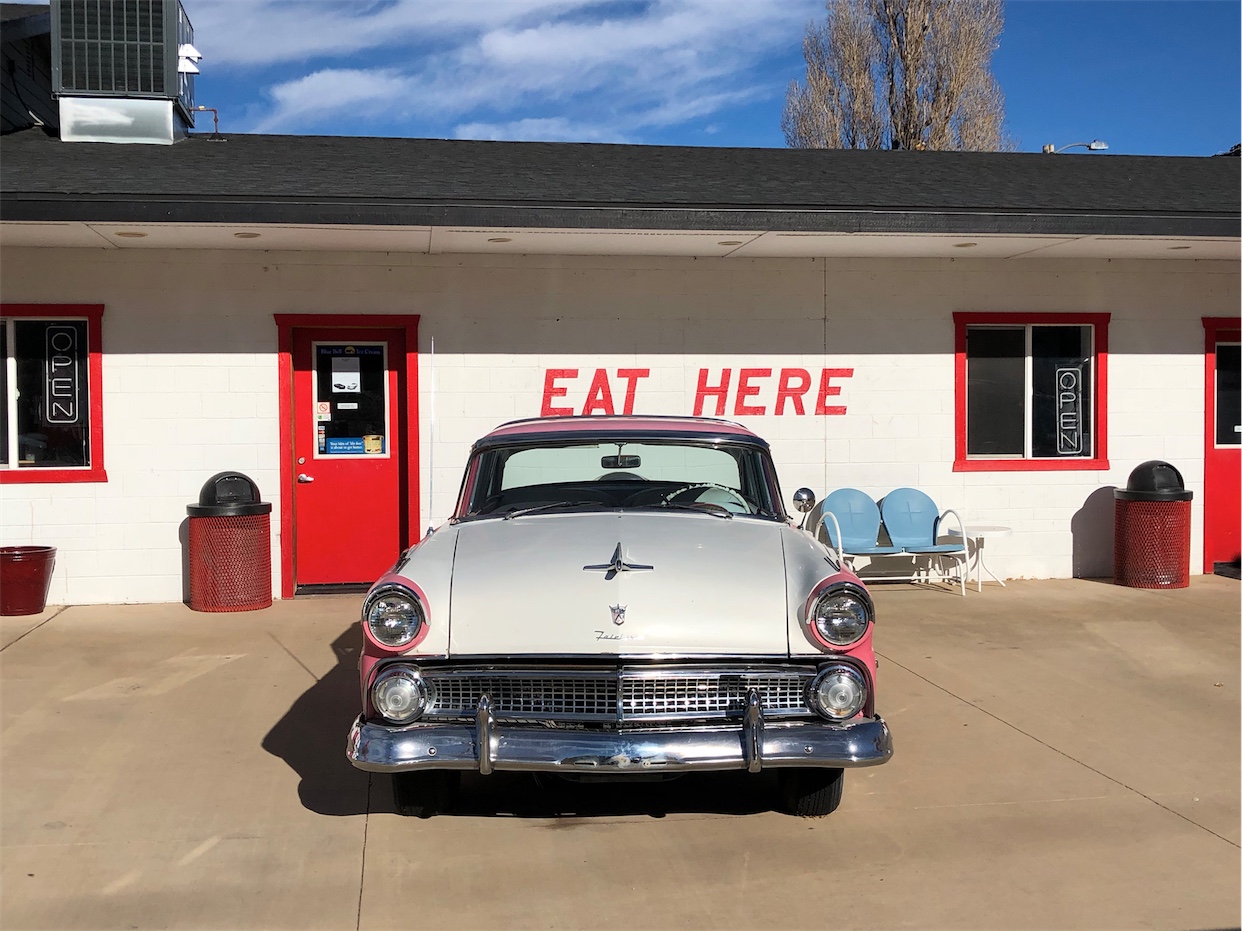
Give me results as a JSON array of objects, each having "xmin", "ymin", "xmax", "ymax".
[
  {"xmin": 0, "ymin": 304, "xmax": 107, "ymax": 485},
  {"xmin": 953, "ymin": 312, "xmax": 1110, "ymax": 473}
]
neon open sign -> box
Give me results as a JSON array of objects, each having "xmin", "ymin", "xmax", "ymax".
[
  {"xmin": 45, "ymin": 325, "xmax": 80, "ymax": 424},
  {"xmin": 1056, "ymin": 366, "xmax": 1083, "ymax": 455}
]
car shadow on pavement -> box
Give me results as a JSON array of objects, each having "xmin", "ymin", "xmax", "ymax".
[
  {"xmin": 262, "ymin": 623, "xmax": 372, "ymax": 816},
  {"xmin": 433, "ymin": 771, "xmax": 781, "ymax": 820},
  {"xmin": 263, "ymin": 623, "xmax": 783, "ymax": 819}
]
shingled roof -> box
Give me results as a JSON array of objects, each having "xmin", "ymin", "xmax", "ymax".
[{"xmin": 1, "ymin": 127, "xmax": 1238, "ymax": 237}]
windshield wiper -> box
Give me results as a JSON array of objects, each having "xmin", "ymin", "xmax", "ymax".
[
  {"xmin": 503, "ymin": 501, "xmax": 604, "ymax": 520},
  {"xmin": 654, "ymin": 501, "xmax": 733, "ymax": 519}
]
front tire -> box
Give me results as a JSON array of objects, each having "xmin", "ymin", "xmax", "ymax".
[
  {"xmin": 778, "ymin": 768, "xmax": 844, "ymax": 817},
  {"xmin": 392, "ymin": 771, "xmax": 460, "ymax": 818}
]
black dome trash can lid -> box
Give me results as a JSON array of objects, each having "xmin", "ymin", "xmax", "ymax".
[
  {"xmin": 188, "ymin": 471, "xmax": 273, "ymax": 516},
  {"xmin": 1114, "ymin": 460, "xmax": 1193, "ymax": 502}
]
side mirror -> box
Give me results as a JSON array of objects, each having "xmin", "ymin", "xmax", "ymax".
[
  {"xmin": 792, "ymin": 488, "xmax": 816, "ymax": 529},
  {"xmin": 792, "ymin": 488, "xmax": 817, "ymax": 513}
]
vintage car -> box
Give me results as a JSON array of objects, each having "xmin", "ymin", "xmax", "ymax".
[{"xmin": 346, "ymin": 415, "xmax": 892, "ymax": 816}]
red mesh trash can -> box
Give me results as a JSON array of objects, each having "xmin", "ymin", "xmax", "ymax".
[
  {"xmin": 1114, "ymin": 461, "xmax": 1193, "ymax": 589},
  {"xmin": 187, "ymin": 472, "xmax": 273, "ymax": 612}
]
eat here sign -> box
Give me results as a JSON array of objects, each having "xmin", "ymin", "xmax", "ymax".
[{"xmin": 540, "ymin": 367, "xmax": 854, "ymax": 417}]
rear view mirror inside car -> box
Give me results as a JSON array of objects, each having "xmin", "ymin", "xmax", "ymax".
[{"xmin": 601, "ymin": 455, "xmax": 641, "ymax": 469}]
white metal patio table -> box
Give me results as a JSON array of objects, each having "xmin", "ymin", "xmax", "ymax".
[{"xmin": 947, "ymin": 525, "xmax": 1013, "ymax": 591}]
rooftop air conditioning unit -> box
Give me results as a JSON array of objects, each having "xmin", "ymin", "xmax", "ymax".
[{"xmin": 50, "ymin": 0, "xmax": 198, "ymax": 144}]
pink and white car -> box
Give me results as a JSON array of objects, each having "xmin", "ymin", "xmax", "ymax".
[{"xmin": 346, "ymin": 415, "xmax": 892, "ymax": 816}]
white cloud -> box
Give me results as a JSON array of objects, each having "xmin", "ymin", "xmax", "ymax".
[
  {"xmin": 200, "ymin": 0, "xmax": 820, "ymax": 140},
  {"xmin": 252, "ymin": 68, "xmax": 415, "ymax": 133},
  {"xmin": 191, "ymin": 0, "xmax": 582, "ymax": 67}
]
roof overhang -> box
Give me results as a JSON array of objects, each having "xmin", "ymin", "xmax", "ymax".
[
  {"xmin": 1, "ymin": 220, "xmax": 1236, "ymax": 260},
  {"xmin": 1, "ymin": 196, "xmax": 1238, "ymax": 241}
]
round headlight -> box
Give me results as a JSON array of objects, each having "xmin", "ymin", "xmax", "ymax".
[
  {"xmin": 372, "ymin": 666, "xmax": 429, "ymax": 723},
  {"xmin": 810, "ymin": 588, "xmax": 871, "ymax": 647},
  {"xmin": 809, "ymin": 665, "xmax": 867, "ymax": 720},
  {"xmin": 365, "ymin": 585, "xmax": 425, "ymax": 647}
]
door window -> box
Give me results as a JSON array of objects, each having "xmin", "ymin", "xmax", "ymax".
[
  {"xmin": 1216, "ymin": 342, "xmax": 1240, "ymax": 447},
  {"xmin": 312, "ymin": 342, "xmax": 390, "ymax": 459}
]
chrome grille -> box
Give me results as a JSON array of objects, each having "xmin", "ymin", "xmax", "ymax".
[
  {"xmin": 426, "ymin": 671, "xmax": 618, "ymax": 722},
  {"xmin": 417, "ymin": 666, "xmax": 815, "ymax": 724},
  {"xmin": 622, "ymin": 671, "xmax": 811, "ymax": 721}
]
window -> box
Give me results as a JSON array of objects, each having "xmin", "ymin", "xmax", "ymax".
[
  {"xmin": 953, "ymin": 313, "xmax": 1109, "ymax": 472},
  {"xmin": 312, "ymin": 341, "xmax": 391, "ymax": 458},
  {"xmin": 0, "ymin": 305, "xmax": 106, "ymax": 484},
  {"xmin": 1215, "ymin": 342, "xmax": 1240, "ymax": 447}
]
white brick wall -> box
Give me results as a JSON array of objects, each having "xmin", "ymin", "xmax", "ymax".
[{"xmin": 0, "ymin": 247, "xmax": 1236, "ymax": 603}]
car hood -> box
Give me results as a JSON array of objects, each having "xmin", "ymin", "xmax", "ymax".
[{"xmin": 447, "ymin": 512, "xmax": 790, "ymax": 656}]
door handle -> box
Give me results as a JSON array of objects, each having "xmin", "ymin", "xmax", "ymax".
[{"xmin": 297, "ymin": 473, "xmax": 315, "ymax": 483}]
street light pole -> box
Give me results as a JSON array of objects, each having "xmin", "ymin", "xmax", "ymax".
[{"xmin": 1041, "ymin": 140, "xmax": 1109, "ymax": 154}]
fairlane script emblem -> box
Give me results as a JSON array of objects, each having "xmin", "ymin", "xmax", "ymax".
[
  {"xmin": 610, "ymin": 603, "xmax": 627, "ymax": 626},
  {"xmin": 583, "ymin": 542, "xmax": 654, "ymax": 580}
]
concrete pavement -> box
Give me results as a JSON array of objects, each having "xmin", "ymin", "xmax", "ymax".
[{"xmin": 2, "ymin": 578, "xmax": 1238, "ymax": 929}]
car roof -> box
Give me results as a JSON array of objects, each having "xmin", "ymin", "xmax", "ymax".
[{"xmin": 473, "ymin": 415, "xmax": 768, "ymax": 451}]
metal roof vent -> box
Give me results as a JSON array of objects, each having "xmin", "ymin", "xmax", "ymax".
[{"xmin": 50, "ymin": 0, "xmax": 197, "ymax": 144}]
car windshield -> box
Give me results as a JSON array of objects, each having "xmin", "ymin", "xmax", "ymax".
[{"xmin": 457, "ymin": 438, "xmax": 783, "ymax": 520}]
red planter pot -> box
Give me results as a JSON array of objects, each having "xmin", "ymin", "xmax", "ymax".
[{"xmin": 0, "ymin": 546, "xmax": 57, "ymax": 616}]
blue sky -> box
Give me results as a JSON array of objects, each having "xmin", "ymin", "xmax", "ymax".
[{"xmin": 182, "ymin": 0, "xmax": 1240, "ymax": 156}]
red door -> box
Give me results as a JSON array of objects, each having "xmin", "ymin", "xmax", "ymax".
[
  {"xmin": 1204, "ymin": 318, "xmax": 1241, "ymax": 573},
  {"xmin": 291, "ymin": 327, "xmax": 408, "ymax": 588}
]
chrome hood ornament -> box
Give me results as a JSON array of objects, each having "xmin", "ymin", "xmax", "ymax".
[
  {"xmin": 583, "ymin": 542, "xmax": 654, "ymax": 579},
  {"xmin": 609, "ymin": 603, "xmax": 627, "ymax": 625}
]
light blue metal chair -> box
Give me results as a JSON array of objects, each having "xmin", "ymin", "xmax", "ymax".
[
  {"xmin": 815, "ymin": 488, "xmax": 903, "ymax": 569},
  {"xmin": 879, "ymin": 488, "xmax": 968, "ymax": 595}
]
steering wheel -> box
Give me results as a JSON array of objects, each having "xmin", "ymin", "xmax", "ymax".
[{"xmin": 661, "ymin": 483, "xmax": 753, "ymax": 514}]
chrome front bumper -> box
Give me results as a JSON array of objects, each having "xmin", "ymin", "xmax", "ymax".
[{"xmin": 346, "ymin": 702, "xmax": 893, "ymax": 775}]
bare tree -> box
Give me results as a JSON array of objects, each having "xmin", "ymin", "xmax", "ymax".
[{"xmin": 783, "ymin": 0, "xmax": 1011, "ymax": 151}]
